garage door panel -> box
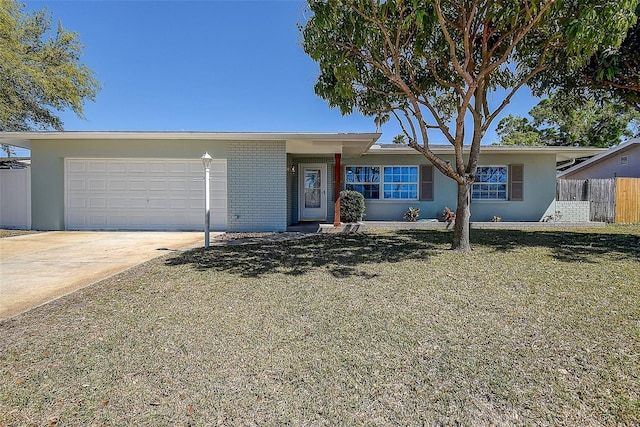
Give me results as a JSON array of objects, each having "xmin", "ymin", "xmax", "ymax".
[
  {"xmin": 148, "ymin": 198, "xmax": 169, "ymax": 208},
  {"xmin": 68, "ymin": 197, "xmax": 87, "ymax": 209},
  {"xmin": 88, "ymin": 161, "xmax": 107, "ymax": 173},
  {"xmin": 109, "ymin": 162, "xmax": 127, "ymax": 173},
  {"xmin": 128, "ymin": 162, "xmax": 148, "ymax": 173},
  {"xmin": 109, "ymin": 198, "xmax": 128, "ymax": 208},
  {"xmin": 109, "ymin": 215, "xmax": 129, "ymax": 227},
  {"xmin": 88, "ymin": 215, "xmax": 108, "ymax": 226},
  {"xmin": 166, "ymin": 163, "xmax": 189, "ymax": 174},
  {"xmin": 109, "ymin": 180, "xmax": 127, "ymax": 191},
  {"xmin": 66, "ymin": 159, "xmax": 227, "ymax": 230},
  {"xmin": 89, "ymin": 180, "xmax": 107, "ymax": 191},
  {"xmin": 68, "ymin": 162, "xmax": 87, "ymax": 173},
  {"xmin": 68, "ymin": 179, "xmax": 86, "ymax": 191},
  {"xmin": 148, "ymin": 163, "xmax": 167, "ymax": 173},
  {"xmin": 88, "ymin": 198, "xmax": 107, "ymax": 209},
  {"xmin": 129, "ymin": 180, "xmax": 147, "ymax": 191},
  {"xmin": 149, "ymin": 180, "xmax": 167, "ymax": 191},
  {"xmin": 128, "ymin": 198, "xmax": 147, "ymax": 209},
  {"xmin": 168, "ymin": 180, "xmax": 188, "ymax": 191}
]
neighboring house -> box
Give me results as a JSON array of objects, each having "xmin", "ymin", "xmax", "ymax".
[
  {"xmin": 0, "ymin": 132, "xmax": 604, "ymax": 231},
  {"xmin": 558, "ymin": 138, "xmax": 640, "ymax": 179}
]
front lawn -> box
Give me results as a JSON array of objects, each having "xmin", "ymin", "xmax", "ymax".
[{"xmin": 1, "ymin": 226, "xmax": 638, "ymax": 425}]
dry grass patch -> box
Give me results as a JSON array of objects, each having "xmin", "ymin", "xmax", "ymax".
[
  {"xmin": 0, "ymin": 229, "xmax": 40, "ymax": 238},
  {"xmin": 1, "ymin": 226, "xmax": 638, "ymax": 425}
]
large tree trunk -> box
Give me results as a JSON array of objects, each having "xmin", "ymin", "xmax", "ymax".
[{"xmin": 452, "ymin": 181, "xmax": 472, "ymax": 251}]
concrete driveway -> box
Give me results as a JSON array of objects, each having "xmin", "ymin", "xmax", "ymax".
[{"xmin": 0, "ymin": 231, "xmax": 207, "ymax": 320}]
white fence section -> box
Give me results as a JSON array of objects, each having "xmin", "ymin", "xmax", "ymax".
[{"xmin": 0, "ymin": 168, "xmax": 31, "ymax": 229}]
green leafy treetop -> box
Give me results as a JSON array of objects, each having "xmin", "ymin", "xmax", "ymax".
[
  {"xmin": 495, "ymin": 92, "xmax": 640, "ymax": 147},
  {"xmin": 301, "ymin": 0, "xmax": 636, "ymax": 251},
  {"xmin": 580, "ymin": 6, "xmax": 640, "ymax": 112},
  {"xmin": 0, "ymin": 0, "xmax": 100, "ymax": 154}
]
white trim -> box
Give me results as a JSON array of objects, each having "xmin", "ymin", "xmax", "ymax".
[
  {"xmin": 367, "ymin": 143, "xmax": 606, "ymax": 162},
  {"xmin": 0, "ymin": 131, "xmax": 382, "ymax": 154}
]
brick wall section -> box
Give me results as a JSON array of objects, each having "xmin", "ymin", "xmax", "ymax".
[
  {"xmin": 555, "ymin": 200, "xmax": 590, "ymax": 222},
  {"xmin": 227, "ymin": 141, "xmax": 287, "ymax": 231}
]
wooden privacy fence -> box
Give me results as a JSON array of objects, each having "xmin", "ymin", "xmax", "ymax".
[
  {"xmin": 557, "ymin": 178, "xmax": 640, "ymax": 223},
  {"xmin": 616, "ymin": 178, "xmax": 640, "ymax": 223}
]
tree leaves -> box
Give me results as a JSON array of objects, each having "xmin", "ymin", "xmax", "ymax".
[
  {"xmin": 300, "ymin": 0, "xmax": 637, "ymax": 249},
  {"xmin": 0, "ymin": 0, "xmax": 100, "ymax": 132},
  {"xmin": 495, "ymin": 92, "xmax": 640, "ymax": 147}
]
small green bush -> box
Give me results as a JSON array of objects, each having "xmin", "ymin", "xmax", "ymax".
[{"xmin": 340, "ymin": 190, "xmax": 365, "ymax": 223}]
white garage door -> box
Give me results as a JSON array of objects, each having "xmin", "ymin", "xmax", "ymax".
[{"xmin": 65, "ymin": 159, "xmax": 227, "ymax": 230}]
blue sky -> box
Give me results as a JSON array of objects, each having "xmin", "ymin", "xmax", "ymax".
[{"xmin": 14, "ymin": 0, "xmax": 540, "ymax": 155}]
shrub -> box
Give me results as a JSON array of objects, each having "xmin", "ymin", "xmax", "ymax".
[
  {"xmin": 403, "ymin": 207, "xmax": 420, "ymax": 222},
  {"xmin": 340, "ymin": 190, "xmax": 365, "ymax": 223}
]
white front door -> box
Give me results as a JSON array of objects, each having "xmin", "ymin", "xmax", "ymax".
[{"xmin": 299, "ymin": 163, "xmax": 327, "ymax": 221}]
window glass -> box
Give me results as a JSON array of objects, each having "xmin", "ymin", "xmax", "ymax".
[
  {"xmin": 346, "ymin": 166, "xmax": 380, "ymax": 183},
  {"xmin": 472, "ymin": 166, "xmax": 508, "ymax": 200},
  {"xmin": 346, "ymin": 166, "xmax": 380, "ymax": 199},
  {"xmin": 346, "ymin": 165, "xmax": 418, "ymax": 200}
]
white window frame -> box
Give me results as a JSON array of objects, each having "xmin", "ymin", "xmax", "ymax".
[
  {"xmin": 472, "ymin": 165, "xmax": 508, "ymax": 201},
  {"xmin": 345, "ymin": 165, "xmax": 419, "ymax": 200}
]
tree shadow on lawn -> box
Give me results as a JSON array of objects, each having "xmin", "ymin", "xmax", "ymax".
[
  {"xmin": 166, "ymin": 229, "xmax": 639, "ymax": 278},
  {"xmin": 165, "ymin": 232, "xmax": 449, "ymax": 278},
  {"xmin": 464, "ymin": 228, "xmax": 640, "ymax": 263}
]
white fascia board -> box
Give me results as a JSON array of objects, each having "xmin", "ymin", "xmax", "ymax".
[
  {"xmin": 0, "ymin": 131, "xmax": 382, "ymax": 152},
  {"xmin": 367, "ymin": 144, "xmax": 606, "ymax": 161}
]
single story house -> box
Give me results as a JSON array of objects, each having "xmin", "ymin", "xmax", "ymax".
[
  {"xmin": 0, "ymin": 132, "xmax": 605, "ymax": 231},
  {"xmin": 558, "ymin": 138, "xmax": 640, "ymax": 179}
]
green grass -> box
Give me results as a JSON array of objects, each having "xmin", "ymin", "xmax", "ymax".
[{"xmin": 1, "ymin": 226, "xmax": 639, "ymax": 425}]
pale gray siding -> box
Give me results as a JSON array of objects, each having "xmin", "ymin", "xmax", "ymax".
[
  {"xmin": 561, "ymin": 144, "xmax": 640, "ymax": 179},
  {"xmin": 227, "ymin": 140, "xmax": 287, "ymax": 231},
  {"xmin": 344, "ymin": 152, "xmax": 557, "ymax": 222},
  {"xmin": 29, "ymin": 138, "xmax": 288, "ymax": 232}
]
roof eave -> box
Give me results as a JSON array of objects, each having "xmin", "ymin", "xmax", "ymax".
[{"xmin": 558, "ymin": 138, "xmax": 639, "ymax": 177}]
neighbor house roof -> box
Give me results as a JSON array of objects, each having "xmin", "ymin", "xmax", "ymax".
[
  {"xmin": 557, "ymin": 138, "xmax": 639, "ymax": 178},
  {"xmin": 0, "ymin": 131, "xmax": 382, "ymax": 157}
]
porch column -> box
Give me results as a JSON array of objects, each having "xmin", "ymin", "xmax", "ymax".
[{"xmin": 334, "ymin": 153, "xmax": 341, "ymax": 226}]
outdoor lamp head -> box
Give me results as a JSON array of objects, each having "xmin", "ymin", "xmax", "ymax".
[{"xmin": 201, "ymin": 152, "xmax": 213, "ymax": 169}]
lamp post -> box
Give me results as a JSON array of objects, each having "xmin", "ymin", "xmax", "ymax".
[{"xmin": 201, "ymin": 152, "xmax": 213, "ymax": 248}]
